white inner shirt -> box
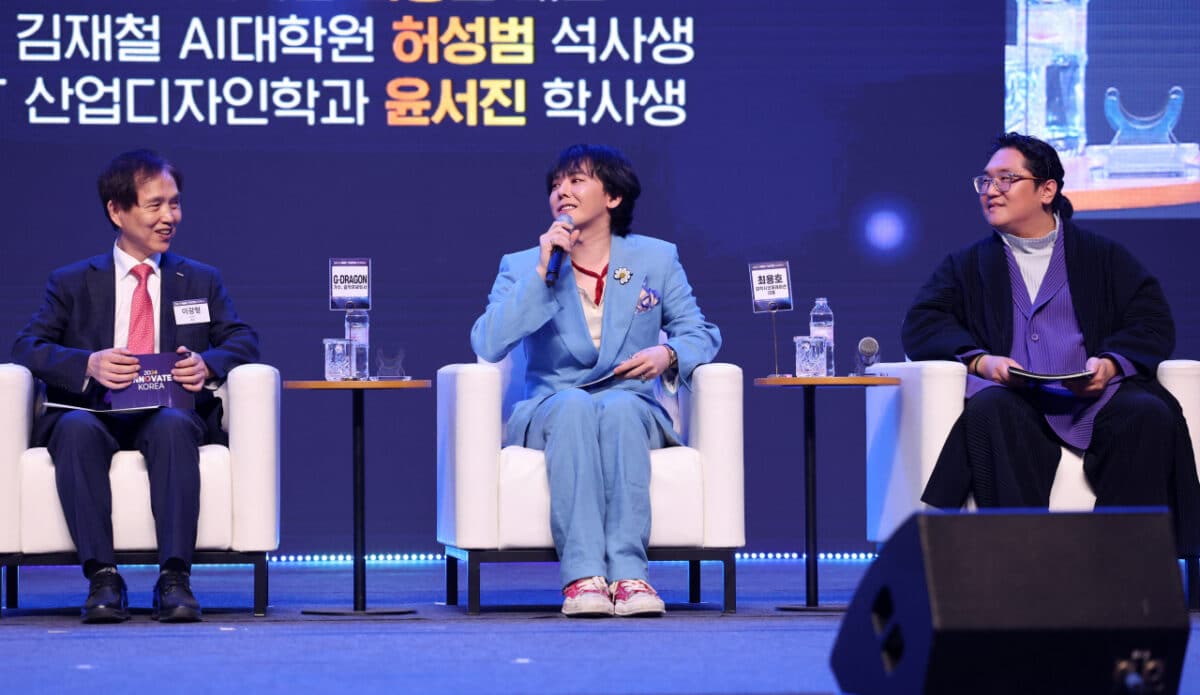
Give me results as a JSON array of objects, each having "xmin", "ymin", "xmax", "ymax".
[{"xmin": 576, "ymin": 281, "xmax": 604, "ymax": 350}]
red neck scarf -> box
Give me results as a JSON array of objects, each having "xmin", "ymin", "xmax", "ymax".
[{"xmin": 573, "ymin": 261, "xmax": 609, "ymax": 305}]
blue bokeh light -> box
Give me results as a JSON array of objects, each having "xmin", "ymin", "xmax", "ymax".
[
  {"xmin": 856, "ymin": 197, "xmax": 917, "ymax": 259},
  {"xmin": 865, "ymin": 210, "xmax": 906, "ymax": 251}
]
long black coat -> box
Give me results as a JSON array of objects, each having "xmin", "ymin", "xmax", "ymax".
[{"xmin": 901, "ymin": 222, "xmax": 1200, "ymax": 553}]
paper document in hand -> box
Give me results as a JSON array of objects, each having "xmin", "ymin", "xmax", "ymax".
[
  {"xmin": 578, "ymin": 371, "xmax": 619, "ymax": 389},
  {"xmin": 44, "ymin": 401, "xmax": 161, "ymax": 414},
  {"xmin": 1008, "ymin": 367, "xmax": 1094, "ymax": 383}
]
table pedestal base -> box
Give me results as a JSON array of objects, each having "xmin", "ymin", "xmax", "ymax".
[
  {"xmin": 775, "ymin": 605, "xmax": 845, "ymax": 613},
  {"xmin": 301, "ymin": 607, "xmax": 417, "ymax": 617}
]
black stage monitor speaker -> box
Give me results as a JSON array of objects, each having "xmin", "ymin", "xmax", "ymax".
[{"xmin": 831, "ymin": 510, "xmax": 1190, "ymax": 695}]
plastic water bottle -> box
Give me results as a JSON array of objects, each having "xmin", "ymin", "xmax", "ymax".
[
  {"xmin": 345, "ymin": 309, "xmax": 370, "ymax": 379},
  {"xmin": 809, "ymin": 298, "xmax": 834, "ymax": 376}
]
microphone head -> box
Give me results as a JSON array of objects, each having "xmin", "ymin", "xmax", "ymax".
[
  {"xmin": 555, "ymin": 212, "xmax": 575, "ymax": 227},
  {"xmin": 858, "ymin": 336, "xmax": 880, "ymax": 358},
  {"xmin": 856, "ymin": 336, "xmax": 881, "ymax": 375}
]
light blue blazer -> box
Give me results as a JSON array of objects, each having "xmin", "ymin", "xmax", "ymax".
[{"xmin": 471, "ymin": 233, "xmax": 722, "ymax": 447}]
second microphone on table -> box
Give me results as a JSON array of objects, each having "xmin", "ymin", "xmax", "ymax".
[{"xmin": 856, "ymin": 336, "xmax": 881, "ymax": 375}]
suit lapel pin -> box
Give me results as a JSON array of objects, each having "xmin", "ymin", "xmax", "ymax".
[{"xmin": 613, "ymin": 267, "xmax": 632, "ymax": 285}]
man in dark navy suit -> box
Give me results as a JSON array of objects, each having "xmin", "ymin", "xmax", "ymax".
[{"xmin": 11, "ymin": 149, "xmax": 259, "ymax": 623}]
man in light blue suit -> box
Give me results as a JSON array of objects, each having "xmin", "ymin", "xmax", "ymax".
[{"xmin": 471, "ymin": 144, "xmax": 721, "ymax": 617}]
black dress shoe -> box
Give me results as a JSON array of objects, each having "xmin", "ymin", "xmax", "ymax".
[
  {"xmin": 153, "ymin": 570, "xmax": 202, "ymax": 622},
  {"xmin": 82, "ymin": 570, "xmax": 130, "ymax": 623}
]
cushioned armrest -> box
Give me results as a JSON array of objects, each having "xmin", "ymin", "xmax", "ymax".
[
  {"xmin": 437, "ymin": 363, "xmax": 503, "ymax": 549},
  {"xmin": 680, "ymin": 362, "xmax": 745, "ymax": 548},
  {"xmin": 225, "ymin": 363, "xmax": 280, "ymax": 552},
  {"xmin": 0, "ymin": 364, "xmax": 34, "ymax": 552},
  {"xmin": 865, "ymin": 360, "xmax": 966, "ymax": 542}
]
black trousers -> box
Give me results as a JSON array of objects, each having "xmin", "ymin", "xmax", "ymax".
[
  {"xmin": 45, "ymin": 407, "xmax": 204, "ymax": 575},
  {"xmin": 922, "ymin": 380, "xmax": 1175, "ymax": 509}
]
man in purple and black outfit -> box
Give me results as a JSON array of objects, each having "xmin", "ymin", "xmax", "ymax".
[{"xmin": 902, "ymin": 132, "xmax": 1200, "ymax": 550}]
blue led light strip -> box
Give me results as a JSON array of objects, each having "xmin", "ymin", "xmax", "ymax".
[{"xmin": 264, "ymin": 552, "xmax": 880, "ymax": 564}]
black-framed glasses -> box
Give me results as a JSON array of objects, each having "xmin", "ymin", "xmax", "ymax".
[{"xmin": 972, "ymin": 174, "xmax": 1042, "ymax": 194}]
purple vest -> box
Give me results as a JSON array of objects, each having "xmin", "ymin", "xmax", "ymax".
[{"xmin": 967, "ymin": 231, "xmax": 1123, "ymax": 449}]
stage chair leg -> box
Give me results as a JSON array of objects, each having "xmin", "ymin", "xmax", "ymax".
[
  {"xmin": 722, "ymin": 554, "xmax": 736, "ymax": 614},
  {"xmin": 253, "ymin": 555, "xmax": 269, "ymax": 617},
  {"xmin": 4, "ymin": 565, "xmax": 17, "ymax": 610},
  {"xmin": 467, "ymin": 555, "xmax": 482, "ymax": 615},
  {"xmin": 446, "ymin": 555, "xmax": 458, "ymax": 606},
  {"xmin": 688, "ymin": 560, "xmax": 701, "ymax": 603}
]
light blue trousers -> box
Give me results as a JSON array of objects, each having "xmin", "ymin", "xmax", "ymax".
[{"xmin": 525, "ymin": 388, "xmax": 667, "ymax": 587}]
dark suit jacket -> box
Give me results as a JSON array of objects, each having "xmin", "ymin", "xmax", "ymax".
[{"xmin": 12, "ymin": 251, "xmax": 260, "ymax": 445}]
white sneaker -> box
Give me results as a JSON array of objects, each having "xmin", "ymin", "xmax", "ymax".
[
  {"xmin": 610, "ymin": 579, "xmax": 666, "ymax": 617},
  {"xmin": 561, "ymin": 576, "xmax": 614, "ymax": 617}
]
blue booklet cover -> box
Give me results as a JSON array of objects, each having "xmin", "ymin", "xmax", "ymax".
[{"xmin": 109, "ymin": 352, "xmax": 195, "ymax": 411}]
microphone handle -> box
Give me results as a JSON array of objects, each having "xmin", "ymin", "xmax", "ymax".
[
  {"xmin": 544, "ymin": 212, "xmax": 574, "ymax": 287},
  {"xmin": 545, "ymin": 246, "xmax": 565, "ymax": 287}
]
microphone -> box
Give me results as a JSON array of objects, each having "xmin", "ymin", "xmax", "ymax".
[
  {"xmin": 544, "ymin": 213, "xmax": 574, "ymax": 287},
  {"xmin": 856, "ymin": 336, "xmax": 880, "ymax": 375}
]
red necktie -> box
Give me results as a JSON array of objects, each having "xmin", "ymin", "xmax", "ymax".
[
  {"xmin": 127, "ymin": 264, "xmax": 154, "ymax": 354},
  {"xmin": 573, "ymin": 262, "xmax": 609, "ymax": 306}
]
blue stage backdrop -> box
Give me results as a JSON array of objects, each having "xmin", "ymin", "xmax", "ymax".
[{"xmin": 1, "ymin": 1, "xmax": 1196, "ymax": 555}]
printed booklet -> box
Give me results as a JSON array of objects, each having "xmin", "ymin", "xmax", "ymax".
[{"xmin": 46, "ymin": 353, "xmax": 194, "ymax": 413}]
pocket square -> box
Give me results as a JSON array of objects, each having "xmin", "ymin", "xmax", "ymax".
[{"xmin": 635, "ymin": 282, "xmax": 661, "ymax": 314}]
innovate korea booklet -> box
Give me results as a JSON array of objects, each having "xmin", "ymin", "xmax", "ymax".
[{"xmin": 46, "ymin": 353, "xmax": 195, "ymax": 413}]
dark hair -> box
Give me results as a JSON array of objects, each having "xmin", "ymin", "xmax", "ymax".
[
  {"xmin": 97, "ymin": 149, "xmax": 183, "ymax": 230},
  {"xmin": 545, "ymin": 144, "xmax": 641, "ymax": 236},
  {"xmin": 988, "ymin": 132, "xmax": 1073, "ymax": 220}
]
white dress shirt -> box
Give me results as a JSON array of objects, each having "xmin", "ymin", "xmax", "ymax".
[{"xmin": 113, "ymin": 244, "xmax": 162, "ymax": 352}]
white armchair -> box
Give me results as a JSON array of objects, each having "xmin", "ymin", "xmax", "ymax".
[
  {"xmin": 0, "ymin": 362, "xmax": 280, "ymax": 617},
  {"xmin": 864, "ymin": 359, "xmax": 1200, "ymax": 543},
  {"xmin": 864, "ymin": 359, "xmax": 1200, "ymax": 608},
  {"xmin": 437, "ymin": 348, "xmax": 745, "ymax": 614}
]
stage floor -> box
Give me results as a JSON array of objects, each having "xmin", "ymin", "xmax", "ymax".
[{"xmin": 2, "ymin": 559, "xmax": 1199, "ymax": 694}]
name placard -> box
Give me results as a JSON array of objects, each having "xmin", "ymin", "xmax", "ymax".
[
  {"xmin": 330, "ymin": 257, "xmax": 371, "ymax": 310},
  {"xmin": 748, "ymin": 260, "xmax": 793, "ymax": 313}
]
